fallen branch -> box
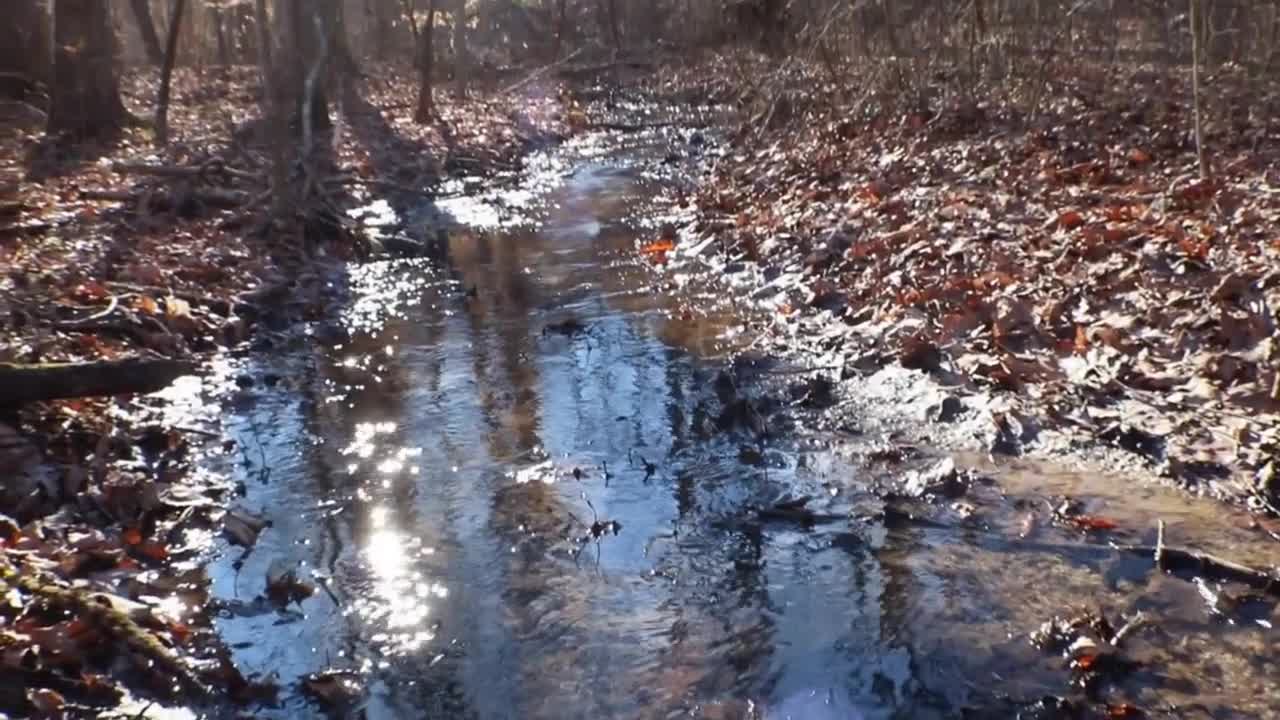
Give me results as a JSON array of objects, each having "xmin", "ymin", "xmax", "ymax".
[
  {"xmin": 104, "ymin": 282, "xmax": 245, "ymax": 315},
  {"xmin": 501, "ymin": 48, "xmax": 585, "ymax": 96},
  {"xmin": 55, "ymin": 294, "xmax": 120, "ymax": 327},
  {"xmin": 323, "ymin": 175, "xmax": 436, "ymax": 198},
  {"xmin": 114, "ymin": 160, "xmax": 260, "ymax": 182},
  {"xmin": 883, "ymin": 508, "xmax": 1280, "ymax": 597},
  {"xmin": 0, "ymin": 358, "xmax": 195, "ymax": 407},
  {"xmin": 80, "ymin": 187, "xmax": 251, "ymax": 210},
  {"xmin": 556, "ymin": 58, "xmax": 656, "ymax": 79},
  {"xmin": 0, "ymin": 557, "xmax": 208, "ymax": 695},
  {"xmin": 1122, "ymin": 525, "xmax": 1280, "ymax": 596},
  {"xmin": 584, "ymin": 120, "xmax": 708, "ymax": 132}
]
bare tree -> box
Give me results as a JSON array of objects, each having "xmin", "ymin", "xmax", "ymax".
[
  {"xmin": 48, "ymin": 0, "xmax": 130, "ymax": 139},
  {"xmin": 128, "ymin": 0, "xmax": 166, "ymax": 65},
  {"xmin": 451, "ymin": 0, "xmax": 469, "ymax": 95},
  {"xmin": 211, "ymin": 2, "xmax": 230, "ymax": 65},
  {"xmin": 553, "ymin": 0, "xmax": 568, "ymax": 60},
  {"xmin": 155, "ymin": 0, "xmax": 189, "ymax": 145},
  {"xmin": 0, "ymin": 0, "xmax": 51, "ymax": 102},
  {"xmin": 1190, "ymin": 0, "xmax": 1209, "ymax": 180},
  {"xmin": 416, "ymin": 0, "xmax": 439, "ymax": 121}
]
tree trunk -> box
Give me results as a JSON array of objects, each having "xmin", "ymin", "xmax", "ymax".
[
  {"xmin": 155, "ymin": 0, "xmax": 187, "ymax": 145},
  {"xmin": 0, "ymin": 0, "xmax": 51, "ymax": 101},
  {"xmin": 368, "ymin": 0, "xmax": 393, "ymax": 60},
  {"xmin": 598, "ymin": 0, "xmax": 622, "ymax": 51},
  {"xmin": 48, "ymin": 0, "xmax": 130, "ymax": 139},
  {"xmin": 1190, "ymin": 0, "xmax": 1209, "ymax": 180},
  {"xmin": 553, "ymin": 0, "xmax": 568, "ymax": 60},
  {"xmin": 415, "ymin": 0, "xmax": 438, "ymax": 122},
  {"xmin": 281, "ymin": 0, "xmax": 332, "ymax": 137},
  {"xmin": 321, "ymin": 0, "xmax": 360, "ymax": 77},
  {"xmin": 452, "ymin": 0, "xmax": 469, "ymax": 95},
  {"xmin": 212, "ymin": 6, "xmax": 230, "ymax": 65},
  {"xmin": 128, "ymin": 0, "xmax": 166, "ymax": 65}
]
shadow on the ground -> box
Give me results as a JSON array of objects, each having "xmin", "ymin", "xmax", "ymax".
[{"xmin": 22, "ymin": 127, "xmax": 128, "ymax": 182}]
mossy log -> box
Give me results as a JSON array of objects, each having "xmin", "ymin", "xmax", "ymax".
[{"xmin": 0, "ymin": 358, "xmax": 194, "ymax": 407}]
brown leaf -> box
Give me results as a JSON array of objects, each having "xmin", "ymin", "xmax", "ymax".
[
  {"xmin": 1127, "ymin": 148, "xmax": 1152, "ymax": 165},
  {"xmin": 1054, "ymin": 210, "xmax": 1086, "ymax": 230},
  {"xmin": 302, "ymin": 670, "xmax": 365, "ymax": 709},
  {"xmin": 1070, "ymin": 516, "xmax": 1119, "ymax": 531},
  {"xmin": 164, "ymin": 296, "xmax": 192, "ymax": 320},
  {"xmin": 1073, "ymin": 325, "xmax": 1090, "ymax": 355},
  {"xmin": 27, "ymin": 687, "xmax": 66, "ymax": 718},
  {"xmin": 134, "ymin": 295, "xmax": 161, "ymax": 315},
  {"xmin": 223, "ymin": 508, "xmax": 269, "ymax": 548}
]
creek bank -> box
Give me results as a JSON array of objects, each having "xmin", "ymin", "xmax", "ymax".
[
  {"xmin": 0, "ymin": 63, "xmax": 570, "ymax": 716},
  {"xmin": 650, "ymin": 57, "xmax": 1280, "ymax": 516},
  {"xmin": 203, "ymin": 99, "xmax": 1280, "ymax": 719}
]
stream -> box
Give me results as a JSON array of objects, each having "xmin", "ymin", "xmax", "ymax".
[{"xmin": 203, "ymin": 128, "xmax": 1280, "ymax": 719}]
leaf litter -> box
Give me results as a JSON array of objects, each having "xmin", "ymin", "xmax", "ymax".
[
  {"xmin": 656, "ymin": 57, "xmax": 1280, "ymax": 512},
  {"xmin": 0, "ymin": 60, "xmax": 569, "ymax": 716}
]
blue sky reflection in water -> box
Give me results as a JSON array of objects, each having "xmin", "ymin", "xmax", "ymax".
[{"xmin": 207, "ymin": 134, "xmax": 1280, "ymax": 719}]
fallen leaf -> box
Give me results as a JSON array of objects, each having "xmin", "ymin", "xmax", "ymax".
[
  {"xmin": 1127, "ymin": 148, "xmax": 1152, "ymax": 165},
  {"xmin": 265, "ymin": 562, "xmax": 315, "ymax": 606},
  {"xmin": 134, "ymin": 295, "xmax": 160, "ymax": 315},
  {"xmin": 641, "ymin": 239, "xmax": 675, "ymax": 256},
  {"xmin": 302, "ymin": 669, "xmax": 365, "ymax": 710},
  {"xmin": 223, "ymin": 508, "xmax": 269, "ymax": 548},
  {"xmin": 1054, "ymin": 210, "xmax": 1086, "ymax": 230},
  {"xmin": 1070, "ymin": 516, "xmax": 1119, "ymax": 531},
  {"xmin": 27, "ymin": 687, "xmax": 66, "ymax": 717}
]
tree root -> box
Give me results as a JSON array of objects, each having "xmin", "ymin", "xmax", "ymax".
[{"xmin": 0, "ymin": 557, "xmax": 209, "ymax": 696}]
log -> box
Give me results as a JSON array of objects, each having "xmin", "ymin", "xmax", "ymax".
[
  {"xmin": 80, "ymin": 188, "xmax": 251, "ymax": 210},
  {"xmin": 583, "ymin": 120, "xmax": 710, "ymax": 132},
  {"xmin": 0, "ymin": 358, "xmax": 195, "ymax": 407}
]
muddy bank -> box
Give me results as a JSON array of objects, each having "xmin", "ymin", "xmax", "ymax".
[{"xmin": 202, "ymin": 117, "xmax": 1280, "ymax": 719}]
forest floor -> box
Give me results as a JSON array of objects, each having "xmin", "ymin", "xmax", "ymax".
[
  {"xmin": 0, "ymin": 64, "xmax": 566, "ymax": 716},
  {"xmin": 3, "ymin": 51, "xmax": 1280, "ymax": 715},
  {"xmin": 655, "ymin": 54, "xmax": 1280, "ymax": 514}
]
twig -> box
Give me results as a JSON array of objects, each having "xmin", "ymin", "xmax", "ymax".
[
  {"xmin": 1120, "ymin": 540, "xmax": 1280, "ymax": 596},
  {"xmin": 323, "ymin": 175, "xmax": 435, "ymax": 198},
  {"xmin": 57, "ymin": 295, "xmax": 120, "ymax": 327},
  {"xmin": 1110, "ymin": 611, "xmax": 1147, "ymax": 647},
  {"xmin": 584, "ymin": 120, "xmax": 710, "ymax": 132},
  {"xmin": 500, "ymin": 48, "xmax": 585, "ymax": 96},
  {"xmin": 1154, "ymin": 519, "xmax": 1166, "ymax": 570}
]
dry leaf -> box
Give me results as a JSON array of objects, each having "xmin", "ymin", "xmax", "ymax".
[{"xmin": 223, "ymin": 508, "xmax": 269, "ymax": 548}]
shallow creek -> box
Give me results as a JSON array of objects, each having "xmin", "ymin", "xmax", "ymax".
[{"xmin": 204, "ymin": 130, "xmax": 1280, "ymax": 719}]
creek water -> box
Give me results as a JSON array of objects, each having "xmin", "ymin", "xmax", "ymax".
[{"xmin": 205, "ymin": 130, "xmax": 1280, "ymax": 719}]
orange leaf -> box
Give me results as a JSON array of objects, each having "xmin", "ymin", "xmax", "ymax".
[
  {"xmin": 134, "ymin": 295, "xmax": 160, "ymax": 315},
  {"xmin": 122, "ymin": 527, "xmax": 143, "ymax": 546},
  {"xmin": 136, "ymin": 541, "xmax": 169, "ymax": 562},
  {"xmin": 1103, "ymin": 205, "xmax": 1132, "ymax": 223},
  {"xmin": 168, "ymin": 622, "xmax": 193, "ymax": 644},
  {"xmin": 1179, "ymin": 236, "xmax": 1210, "ymax": 260},
  {"xmin": 1073, "ymin": 325, "xmax": 1089, "ymax": 354},
  {"xmin": 72, "ymin": 282, "xmax": 109, "ymax": 302},
  {"xmin": 641, "ymin": 239, "xmax": 675, "ymax": 256},
  {"xmin": 1071, "ymin": 516, "xmax": 1119, "ymax": 531},
  {"xmin": 1055, "ymin": 210, "xmax": 1085, "ymax": 230},
  {"xmin": 1074, "ymin": 653, "xmax": 1098, "ymax": 670},
  {"xmin": 1128, "ymin": 148, "xmax": 1152, "ymax": 165},
  {"xmin": 1108, "ymin": 704, "xmax": 1142, "ymax": 719}
]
